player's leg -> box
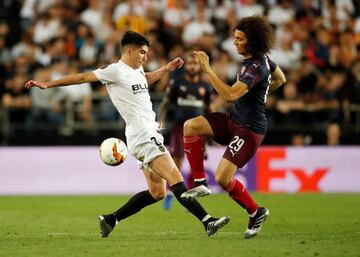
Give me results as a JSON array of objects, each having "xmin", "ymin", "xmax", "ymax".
[
  {"xmin": 216, "ymin": 157, "xmax": 269, "ymax": 238},
  {"xmin": 99, "ymin": 169, "xmax": 165, "ymax": 238},
  {"xmin": 162, "ymin": 155, "xmax": 184, "ymax": 210},
  {"xmin": 163, "ymin": 124, "xmax": 184, "ymax": 210},
  {"xmin": 149, "ymin": 153, "xmax": 230, "ymax": 236},
  {"xmin": 183, "ymin": 115, "xmax": 214, "ymax": 188},
  {"xmin": 217, "ymin": 126, "xmax": 268, "ymax": 239}
]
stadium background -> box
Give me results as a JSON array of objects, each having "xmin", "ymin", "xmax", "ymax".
[
  {"xmin": 0, "ymin": 0, "xmax": 360, "ymax": 146},
  {"xmin": 1, "ymin": 0, "xmax": 360, "ymax": 193},
  {"xmin": 1, "ymin": 2, "xmax": 360, "ymax": 257}
]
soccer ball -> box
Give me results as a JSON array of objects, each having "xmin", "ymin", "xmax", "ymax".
[{"xmin": 99, "ymin": 138, "xmax": 128, "ymax": 166}]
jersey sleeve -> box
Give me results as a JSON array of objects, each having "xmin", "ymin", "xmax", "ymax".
[
  {"xmin": 93, "ymin": 63, "xmax": 119, "ymax": 84},
  {"xmin": 238, "ymin": 64, "xmax": 260, "ymax": 89}
]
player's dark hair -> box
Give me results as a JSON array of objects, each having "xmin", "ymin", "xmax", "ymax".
[
  {"xmin": 120, "ymin": 31, "xmax": 149, "ymax": 48},
  {"xmin": 234, "ymin": 16, "xmax": 274, "ymax": 57}
]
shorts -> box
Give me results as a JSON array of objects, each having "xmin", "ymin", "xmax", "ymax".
[
  {"xmin": 204, "ymin": 112, "xmax": 265, "ymax": 168},
  {"xmin": 169, "ymin": 123, "xmax": 184, "ymax": 158},
  {"xmin": 130, "ymin": 132, "xmax": 169, "ymax": 170}
]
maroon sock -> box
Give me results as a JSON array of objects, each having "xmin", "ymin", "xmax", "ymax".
[
  {"xmin": 223, "ymin": 178, "xmax": 258, "ymax": 214},
  {"xmin": 184, "ymin": 136, "xmax": 206, "ymax": 181}
]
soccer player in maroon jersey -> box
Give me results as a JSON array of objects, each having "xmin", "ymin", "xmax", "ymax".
[
  {"xmin": 181, "ymin": 16, "xmax": 286, "ymax": 239},
  {"xmin": 158, "ymin": 51, "xmax": 214, "ymax": 209}
]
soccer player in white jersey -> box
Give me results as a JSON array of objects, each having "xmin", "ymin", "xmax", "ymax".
[{"xmin": 25, "ymin": 31, "xmax": 229, "ymax": 237}]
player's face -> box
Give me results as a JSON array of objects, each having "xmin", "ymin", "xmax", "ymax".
[
  {"xmin": 130, "ymin": 45, "xmax": 148, "ymax": 68},
  {"xmin": 185, "ymin": 56, "xmax": 201, "ymax": 77},
  {"xmin": 233, "ymin": 30, "xmax": 248, "ymax": 56}
]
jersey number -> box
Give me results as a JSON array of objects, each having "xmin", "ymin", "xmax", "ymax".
[
  {"xmin": 150, "ymin": 137, "xmax": 166, "ymax": 152},
  {"xmin": 229, "ymin": 136, "xmax": 245, "ymax": 154}
]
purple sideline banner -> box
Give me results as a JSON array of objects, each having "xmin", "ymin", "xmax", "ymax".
[{"xmin": 0, "ymin": 146, "xmax": 360, "ymax": 194}]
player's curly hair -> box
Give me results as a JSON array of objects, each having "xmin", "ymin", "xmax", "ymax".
[{"xmin": 234, "ymin": 16, "xmax": 274, "ymax": 57}]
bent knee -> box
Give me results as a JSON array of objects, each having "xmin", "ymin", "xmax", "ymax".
[
  {"xmin": 183, "ymin": 118, "xmax": 199, "ymax": 136},
  {"xmin": 215, "ymin": 173, "xmax": 232, "ymax": 188},
  {"xmin": 149, "ymin": 189, "xmax": 165, "ymax": 201}
]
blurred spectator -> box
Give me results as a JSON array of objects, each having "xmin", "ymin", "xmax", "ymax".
[
  {"xmin": 306, "ymin": 26, "xmax": 330, "ymax": 69},
  {"xmin": 51, "ymin": 60, "xmax": 93, "ymax": 123},
  {"xmin": 326, "ymin": 122, "xmax": 341, "ymax": 145},
  {"xmin": 182, "ymin": 7, "xmax": 215, "ymax": 46},
  {"xmin": 268, "ymin": 0, "xmax": 295, "ymax": 27},
  {"xmin": 269, "ymin": 35, "xmax": 302, "ymax": 70},
  {"xmin": 78, "ymin": 32, "xmax": 101, "ymax": 66},
  {"xmin": 114, "ymin": 0, "xmax": 148, "ymax": 34},
  {"xmin": 0, "ymin": 35, "xmax": 11, "ymax": 65},
  {"xmin": 311, "ymin": 71, "xmax": 346, "ymax": 123},
  {"xmin": 113, "ymin": 0, "xmax": 145, "ymax": 22},
  {"xmin": 163, "ymin": 0, "xmax": 190, "ymax": 39},
  {"xmin": 189, "ymin": 0, "xmax": 213, "ymax": 21},
  {"xmin": 235, "ymin": 0, "xmax": 265, "ymax": 19},
  {"xmin": 343, "ymin": 59, "xmax": 360, "ymax": 124},
  {"xmin": 0, "ymin": 0, "xmax": 360, "ymax": 145},
  {"xmin": 29, "ymin": 67, "xmax": 65, "ymax": 125},
  {"xmin": 291, "ymin": 133, "xmax": 305, "ymax": 146},
  {"xmin": 295, "ymin": 0, "xmax": 322, "ymax": 26},
  {"xmin": 80, "ymin": 0, "xmax": 104, "ymax": 38},
  {"xmin": 33, "ymin": 12, "xmax": 60, "ymax": 44},
  {"xmin": 211, "ymin": 0, "xmax": 232, "ymax": 43},
  {"xmin": 210, "ymin": 50, "xmax": 237, "ymax": 84},
  {"xmin": 2, "ymin": 73, "xmax": 32, "ymax": 123},
  {"xmin": 275, "ymin": 80, "xmax": 305, "ymax": 124},
  {"xmin": 296, "ymin": 57, "xmax": 319, "ymax": 103}
]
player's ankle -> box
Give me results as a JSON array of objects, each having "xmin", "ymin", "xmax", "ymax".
[{"xmin": 194, "ymin": 179, "xmax": 208, "ymax": 187}]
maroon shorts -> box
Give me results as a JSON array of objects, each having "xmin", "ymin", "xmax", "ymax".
[
  {"xmin": 204, "ymin": 112, "xmax": 265, "ymax": 168},
  {"xmin": 169, "ymin": 123, "xmax": 185, "ymax": 158}
]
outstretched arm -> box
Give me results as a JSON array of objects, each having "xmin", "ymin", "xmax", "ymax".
[
  {"xmin": 25, "ymin": 72, "xmax": 99, "ymax": 90},
  {"xmin": 194, "ymin": 51, "xmax": 249, "ymax": 102},
  {"xmin": 145, "ymin": 57, "xmax": 184, "ymax": 86}
]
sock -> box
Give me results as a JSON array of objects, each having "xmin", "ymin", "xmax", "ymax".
[
  {"xmin": 112, "ymin": 190, "xmax": 158, "ymax": 223},
  {"xmin": 223, "ymin": 178, "xmax": 258, "ymax": 215},
  {"xmin": 184, "ymin": 136, "xmax": 206, "ymax": 181},
  {"xmin": 170, "ymin": 182, "xmax": 208, "ymax": 222},
  {"xmin": 194, "ymin": 179, "xmax": 208, "ymax": 187}
]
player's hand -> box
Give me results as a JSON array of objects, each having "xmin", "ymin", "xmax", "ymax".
[
  {"xmin": 165, "ymin": 57, "xmax": 184, "ymax": 72},
  {"xmin": 194, "ymin": 51, "xmax": 211, "ymax": 73},
  {"xmin": 24, "ymin": 80, "xmax": 49, "ymax": 90}
]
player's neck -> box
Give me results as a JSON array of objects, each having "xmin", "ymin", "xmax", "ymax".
[{"xmin": 120, "ymin": 56, "xmax": 137, "ymax": 69}]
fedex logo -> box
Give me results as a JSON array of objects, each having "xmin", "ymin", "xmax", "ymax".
[{"xmin": 256, "ymin": 148, "xmax": 329, "ymax": 192}]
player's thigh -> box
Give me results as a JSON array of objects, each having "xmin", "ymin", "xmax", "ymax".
[
  {"xmin": 215, "ymin": 158, "xmax": 238, "ymax": 187},
  {"xmin": 143, "ymin": 168, "xmax": 166, "ymax": 200},
  {"xmin": 223, "ymin": 128, "xmax": 264, "ymax": 169},
  {"xmin": 149, "ymin": 153, "xmax": 183, "ymax": 186},
  {"xmin": 183, "ymin": 115, "xmax": 214, "ymax": 136}
]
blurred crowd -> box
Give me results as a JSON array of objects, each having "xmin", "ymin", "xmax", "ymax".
[{"xmin": 0, "ymin": 0, "xmax": 360, "ymax": 145}]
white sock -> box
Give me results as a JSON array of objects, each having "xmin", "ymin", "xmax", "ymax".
[
  {"xmin": 202, "ymin": 214, "xmax": 211, "ymax": 222},
  {"xmin": 249, "ymin": 209, "xmax": 258, "ymax": 218}
]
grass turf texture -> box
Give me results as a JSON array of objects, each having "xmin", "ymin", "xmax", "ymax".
[{"xmin": 1, "ymin": 194, "xmax": 359, "ymax": 257}]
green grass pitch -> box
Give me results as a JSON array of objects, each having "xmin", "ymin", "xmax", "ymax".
[{"xmin": 1, "ymin": 193, "xmax": 359, "ymax": 257}]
